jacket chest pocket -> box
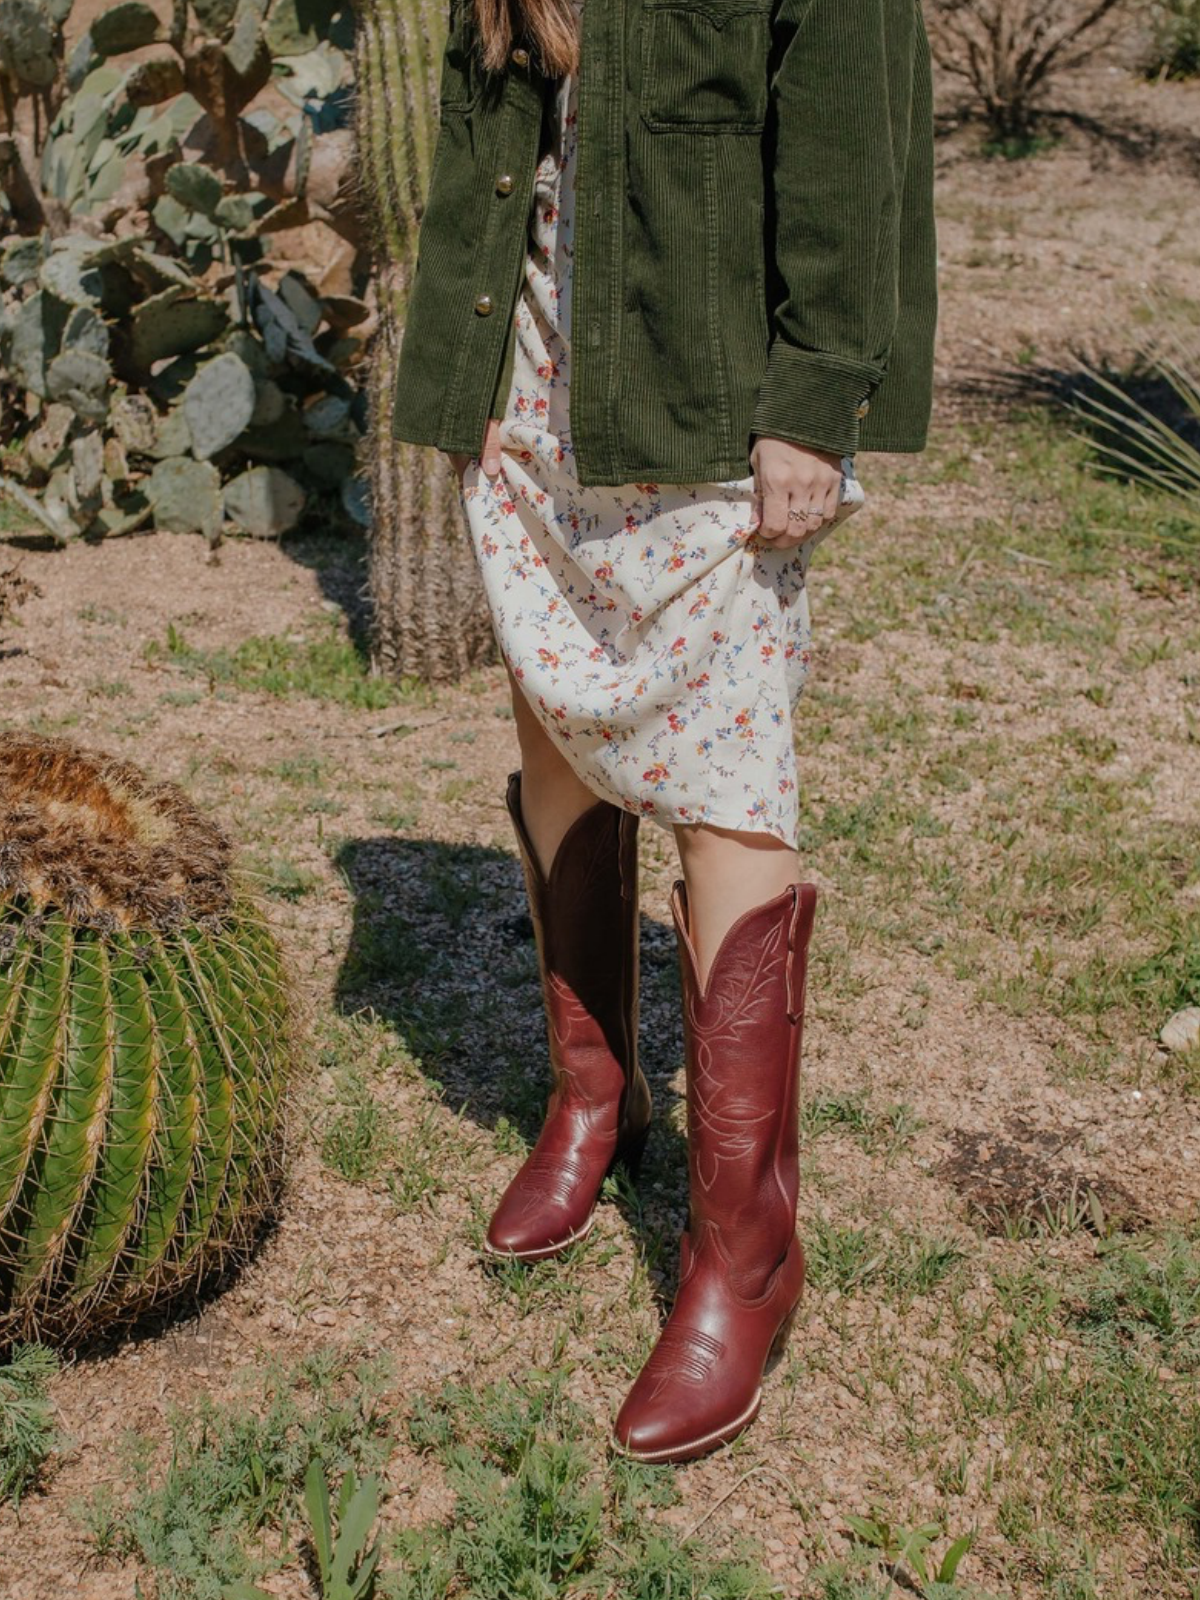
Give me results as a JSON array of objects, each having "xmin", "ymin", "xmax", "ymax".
[
  {"xmin": 439, "ymin": 0, "xmax": 480, "ymax": 112},
  {"xmin": 640, "ymin": 0, "xmax": 772, "ymax": 132}
]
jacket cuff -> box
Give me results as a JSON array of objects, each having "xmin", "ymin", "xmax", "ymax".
[{"xmin": 750, "ymin": 344, "xmax": 883, "ymax": 457}]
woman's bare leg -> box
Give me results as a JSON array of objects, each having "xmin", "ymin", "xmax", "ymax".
[
  {"xmin": 671, "ymin": 822, "xmax": 801, "ymax": 988},
  {"xmin": 505, "ymin": 659, "xmax": 599, "ymax": 877},
  {"xmin": 505, "ymin": 647, "xmax": 801, "ymax": 957}
]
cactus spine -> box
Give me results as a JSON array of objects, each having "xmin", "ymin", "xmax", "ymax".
[{"xmin": 354, "ymin": 0, "xmax": 497, "ymax": 684}]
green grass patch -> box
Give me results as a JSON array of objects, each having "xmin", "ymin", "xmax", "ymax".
[
  {"xmin": 77, "ymin": 1347, "xmax": 393, "ymax": 1600},
  {"xmin": 807, "ymin": 1218, "xmax": 966, "ymax": 1306},
  {"xmin": 246, "ymin": 852, "xmax": 322, "ymax": 901},
  {"xmin": 970, "ymin": 809, "xmax": 1200, "ymax": 1040},
  {"xmin": 849, "ymin": 408, "xmax": 1193, "ymax": 659},
  {"xmin": 269, "ymin": 753, "xmax": 326, "ymax": 786},
  {"xmin": 1071, "ymin": 1230, "xmax": 1200, "ymax": 1373},
  {"xmin": 390, "ymin": 1370, "xmax": 776, "ymax": 1599},
  {"xmin": 0, "ymin": 1343, "xmax": 59, "ymax": 1509},
  {"xmin": 317, "ymin": 1028, "xmax": 476, "ymax": 1212},
  {"xmin": 801, "ymin": 1091, "xmax": 925, "ymax": 1162},
  {"xmin": 145, "ymin": 619, "xmax": 431, "ymax": 710},
  {"xmin": 320, "ymin": 1062, "xmax": 396, "ymax": 1185},
  {"xmin": 949, "ymin": 1231, "xmax": 1200, "ymax": 1590}
]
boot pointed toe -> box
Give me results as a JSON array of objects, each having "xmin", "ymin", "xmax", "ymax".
[
  {"xmin": 483, "ymin": 1198, "xmax": 562, "ymax": 1259},
  {"xmin": 611, "ymin": 1397, "xmax": 683, "ymax": 1461},
  {"xmin": 612, "ymin": 1379, "xmax": 762, "ymax": 1464},
  {"xmin": 484, "ymin": 1210, "xmax": 592, "ymax": 1260},
  {"xmin": 484, "ymin": 1148, "xmax": 596, "ymax": 1259}
]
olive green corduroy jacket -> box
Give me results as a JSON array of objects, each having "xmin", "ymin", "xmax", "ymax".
[{"xmin": 390, "ymin": 0, "xmax": 939, "ymax": 487}]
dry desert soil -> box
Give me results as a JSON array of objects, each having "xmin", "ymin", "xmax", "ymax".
[{"xmin": 2, "ymin": 22, "xmax": 1200, "ymax": 1600}]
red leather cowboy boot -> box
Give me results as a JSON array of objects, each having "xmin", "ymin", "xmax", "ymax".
[
  {"xmin": 484, "ymin": 770, "xmax": 652, "ymax": 1261},
  {"xmin": 611, "ymin": 875, "xmax": 818, "ymax": 1462}
]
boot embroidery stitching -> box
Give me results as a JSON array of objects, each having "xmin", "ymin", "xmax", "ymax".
[
  {"xmin": 642, "ymin": 1325, "xmax": 726, "ymax": 1397},
  {"xmin": 547, "ymin": 970, "xmax": 612, "ymax": 1041},
  {"xmin": 545, "ymin": 971, "xmax": 624, "ymax": 1118},
  {"xmin": 510, "ymin": 1151, "xmax": 587, "ymax": 1211},
  {"xmin": 688, "ymin": 919, "xmax": 788, "ymax": 1194}
]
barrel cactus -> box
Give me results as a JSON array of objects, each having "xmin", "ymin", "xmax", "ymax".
[{"xmin": 0, "ymin": 733, "xmax": 294, "ymax": 1344}]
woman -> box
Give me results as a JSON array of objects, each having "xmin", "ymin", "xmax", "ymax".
[{"xmin": 390, "ymin": 0, "xmax": 938, "ymax": 1463}]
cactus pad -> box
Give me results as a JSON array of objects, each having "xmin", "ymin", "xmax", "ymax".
[
  {"xmin": 223, "ymin": 464, "xmax": 306, "ymax": 538},
  {"xmin": 130, "ymin": 290, "xmax": 229, "ymax": 369},
  {"xmin": 192, "ymin": 0, "xmax": 241, "ymax": 34},
  {"xmin": 166, "ymin": 162, "xmax": 225, "ymax": 220},
  {"xmin": 46, "ymin": 348, "xmax": 111, "ymax": 422},
  {"xmin": 91, "ymin": 2, "xmax": 162, "ymax": 56},
  {"xmin": 183, "ymin": 352, "xmax": 257, "ymax": 461},
  {"xmin": 0, "ymin": 0, "xmax": 58, "ymax": 90},
  {"xmin": 0, "ymin": 734, "xmax": 294, "ymax": 1345},
  {"xmin": 146, "ymin": 456, "xmax": 223, "ymax": 538}
]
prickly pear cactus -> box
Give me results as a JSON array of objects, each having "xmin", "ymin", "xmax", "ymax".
[
  {"xmin": 0, "ymin": 733, "xmax": 294, "ymax": 1345},
  {"xmin": 1, "ymin": 0, "xmax": 367, "ymax": 548}
]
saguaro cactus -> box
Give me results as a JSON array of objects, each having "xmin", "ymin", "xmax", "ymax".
[
  {"xmin": 0, "ymin": 733, "xmax": 294, "ymax": 1345},
  {"xmin": 355, "ymin": 0, "xmax": 497, "ymax": 684}
]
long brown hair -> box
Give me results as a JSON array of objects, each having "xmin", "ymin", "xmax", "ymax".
[{"xmin": 471, "ymin": 0, "xmax": 581, "ymax": 77}]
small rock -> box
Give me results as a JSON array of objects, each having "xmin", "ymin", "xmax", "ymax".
[{"xmin": 1160, "ymin": 1007, "xmax": 1200, "ymax": 1054}]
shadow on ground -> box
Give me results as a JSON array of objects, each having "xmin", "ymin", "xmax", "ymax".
[
  {"xmin": 940, "ymin": 343, "xmax": 1200, "ymax": 498},
  {"xmin": 332, "ymin": 834, "xmax": 690, "ymax": 1283},
  {"xmin": 280, "ymin": 530, "xmax": 375, "ymax": 658},
  {"xmin": 935, "ymin": 101, "xmax": 1200, "ymax": 176}
]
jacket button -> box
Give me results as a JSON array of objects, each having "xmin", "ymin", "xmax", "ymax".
[
  {"xmin": 510, "ymin": 46, "xmax": 529, "ymax": 67},
  {"xmin": 855, "ymin": 398, "xmax": 870, "ymax": 419},
  {"xmin": 495, "ymin": 173, "xmax": 514, "ymax": 195},
  {"xmin": 474, "ymin": 293, "xmax": 495, "ymax": 315}
]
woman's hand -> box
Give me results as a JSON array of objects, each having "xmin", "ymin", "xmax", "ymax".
[
  {"xmin": 749, "ymin": 436, "xmax": 843, "ymax": 550},
  {"xmin": 448, "ymin": 417, "xmax": 504, "ymax": 486}
]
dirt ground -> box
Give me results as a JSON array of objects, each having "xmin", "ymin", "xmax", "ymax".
[{"xmin": 2, "ymin": 35, "xmax": 1200, "ymax": 1600}]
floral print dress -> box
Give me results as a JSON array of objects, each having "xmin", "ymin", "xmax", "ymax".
[{"xmin": 459, "ymin": 3, "xmax": 817, "ymax": 849}]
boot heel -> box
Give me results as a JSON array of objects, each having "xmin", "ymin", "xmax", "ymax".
[
  {"xmin": 612, "ymin": 1121, "xmax": 650, "ymax": 1180},
  {"xmin": 767, "ymin": 1301, "xmax": 801, "ymax": 1367}
]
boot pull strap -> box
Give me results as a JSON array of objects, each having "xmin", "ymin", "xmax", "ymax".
[
  {"xmin": 785, "ymin": 884, "xmax": 816, "ymax": 1022},
  {"xmin": 785, "ymin": 887, "xmax": 800, "ymax": 1021}
]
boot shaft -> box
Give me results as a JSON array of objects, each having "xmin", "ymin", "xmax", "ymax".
[
  {"xmin": 670, "ymin": 878, "xmax": 817, "ymax": 1280},
  {"xmin": 505, "ymin": 772, "xmax": 640, "ymax": 1098}
]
